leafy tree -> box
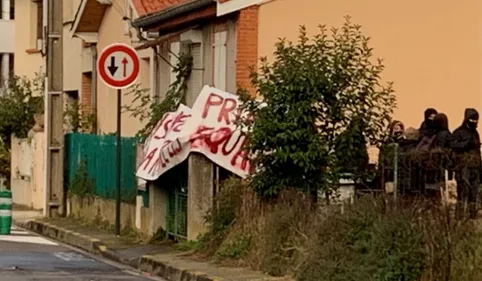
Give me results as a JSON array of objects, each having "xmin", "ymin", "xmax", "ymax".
[
  {"xmin": 0, "ymin": 73, "xmax": 44, "ymax": 144},
  {"xmin": 238, "ymin": 16, "xmax": 396, "ymax": 198},
  {"xmin": 0, "ymin": 72, "xmax": 45, "ymax": 179}
]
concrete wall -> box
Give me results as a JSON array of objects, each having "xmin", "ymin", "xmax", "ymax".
[
  {"xmin": 258, "ymin": 0, "xmax": 482, "ymax": 131},
  {"xmin": 10, "ymin": 132, "xmax": 44, "ymax": 210},
  {"xmin": 14, "ymin": 0, "xmax": 43, "ymax": 78},
  {"xmin": 67, "ymin": 194, "xmax": 137, "ymax": 231}
]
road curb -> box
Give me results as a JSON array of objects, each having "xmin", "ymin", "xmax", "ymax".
[{"xmin": 19, "ymin": 219, "xmax": 226, "ymax": 281}]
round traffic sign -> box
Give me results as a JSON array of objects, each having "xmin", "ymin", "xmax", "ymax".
[{"xmin": 97, "ymin": 43, "xmax": 140, "ymax": 89}]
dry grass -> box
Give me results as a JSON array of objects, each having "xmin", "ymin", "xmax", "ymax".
[{"xmin": 190, "ymin": 178, "xmax": 482, "ymax": 281}]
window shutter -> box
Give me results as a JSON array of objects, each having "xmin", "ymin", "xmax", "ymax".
[
  {"xmin": 213, "ymin": 31, "xmax": 227, "ymax": 91},
  {"xmin": 188, "ymin": 43, "xmax": 203, "ymax": 104},
  {"xmin": 169, "ymin": 42, "xmax": 181, "ymax": 84}
]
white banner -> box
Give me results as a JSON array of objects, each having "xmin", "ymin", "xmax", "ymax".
[{"xmin": 136, "ymin": 86, "xmax": 250, "ymax": 181}]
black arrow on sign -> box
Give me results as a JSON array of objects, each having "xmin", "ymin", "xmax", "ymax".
[{"xmin": 107, "ymin": 56, "xmax": 118, "ymax": 76}]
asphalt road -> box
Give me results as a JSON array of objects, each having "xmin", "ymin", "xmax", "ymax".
[{"xmin": 0, "ymin": 226, "xmax": 164, "ymax": 281}]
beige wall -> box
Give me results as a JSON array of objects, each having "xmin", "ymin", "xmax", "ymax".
[
  {"xmin": 67, "ymin": 194, "xmax": 137, "ymax": 232},
  {"xmin": 64, "ymin": 0, "xmax": 82, "ymax": 92},
  {"xmin": 64, "ymin": 0, "xmax": 82, "ymax": 22},
  {"xmin": 63, "ymin": 27, "xmax": 83, "ymax": 92},
  {"xmin": 14, "ymin": 0, "xmax": 43, "ymax": 78},
  {"xmin": 11, "ymin": 133, "xmax": 44, "ymax": 210},
  {"xmin": 96, "ymin": 0, "xmax": 149, "ymax": 136},
  {"xmin": 258, "ymin": 0, "xmax": 482, "ymax": 131}
]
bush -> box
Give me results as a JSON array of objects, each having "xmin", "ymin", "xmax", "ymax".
[
  {"xmin": 69, "ymin": 161, "xmax": 95, "ymax": 198},
  {"xmin": 238, "ymin": 16, "xmax": 396, "ymax": 198},
  {"xmin": 196, "ymin": 177, "xmax": 244, "ymax": 256},
  {"xmin": 297, "ymin": 198, "xmax": 482, "ymax": 281},
  {"xmin": 0, "ymin": 73, "xmax": 44, "ymax": 179},
  {"xmin": 190, "ymin": 177, "xmax": 482, "ymax": 281}
]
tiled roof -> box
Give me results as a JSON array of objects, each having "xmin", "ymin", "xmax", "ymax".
[{"xmin": 132, "ymin": 0, "xmax": 193, "ymax": 16}]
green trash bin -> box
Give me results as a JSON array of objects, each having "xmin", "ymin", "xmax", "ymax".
[{"xmin": 0, "ymin": 190, "xmax": 12, "ymax": 235}]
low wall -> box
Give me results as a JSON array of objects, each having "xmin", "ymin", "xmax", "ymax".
[
  {"xmin": 67, "ymin": 193, "xmax": 137, "ymax": 232},
  {"xmin": 11, "ymin": 132, "xmax": 44, "ymax": 210}
]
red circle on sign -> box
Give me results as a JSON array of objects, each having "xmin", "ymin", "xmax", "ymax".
[{"xmin": 97, "ymin": 43, "xmax": 140, "ymax": 89}]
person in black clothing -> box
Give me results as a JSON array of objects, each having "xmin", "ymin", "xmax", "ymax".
[
  {"xmin": 453, "ymin": 108, "xmax": 481, "ymax": 219},
  {"xmin": 433, "ymin": 113, "xmax": 469, "ymax": 150},
  {"xmin": 379, "ymin": 121, "xmax": 413, "ymax": 194},
  {"xmin": 419, "ymin": 108, "xmax": 438, "ymax": 139}
]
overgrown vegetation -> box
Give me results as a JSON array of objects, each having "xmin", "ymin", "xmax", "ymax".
[
  {"xmin": 167, "ymin": 17, "xmax": 482, "ymax": 281},
  {"xmin": 64, "ymin": 100, "xmax": 96, "ymax": 133},
  {"xmin": 238, "ymin": 16, "xmax": 396, "ymax": 198},
  {"xmin": 183, "ymin": 177, "xmax": 482, "ymax": 281},
  {"xmin": 124, "ymin": 53, "xmax": 193, "ymax": 139},
  {"xmin": 0, "ymin": 72, "xmax": 45, "ymax": 179},
  {"xmin": 68, "ymin": 161, "xmax": 95, "ymax": 198}
]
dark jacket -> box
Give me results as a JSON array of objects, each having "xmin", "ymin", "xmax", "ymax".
[
  {"xmin": 433, "ymin": 113, "xmax": 468, "ymax": 150},
  {"xmin": 419, "ymin": 108, "xmax": 438, "ymax": 140},
  {"xmin": 453, "ymin": 108, "xmax": 481, "ymax": 169}
]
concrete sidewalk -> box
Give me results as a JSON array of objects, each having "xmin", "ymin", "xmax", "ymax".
[{"xmin": 18, "ymin": 218, "xmax": 290, "ymax": 281}]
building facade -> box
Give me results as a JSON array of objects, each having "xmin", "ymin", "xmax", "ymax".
[
  {"xmin": 0, "ymin": 0, "xmax": 14, "ymax": 85},
  {"xmin": 131, "ymin": 0, "xmax": 260, "ymax": 240}
]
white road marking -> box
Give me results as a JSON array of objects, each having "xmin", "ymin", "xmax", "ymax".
[
  {"xmin": 54, "ymin": 252, "xmax": 94, "ymax": 262},
  {"xmin": 0, "ymin": 226, "xmax": 59, "ymax": 245},
  {"xmin": 10, "ymin": 230, "xmax": 29, "ymax": 235},
  {"xmin": 0, "ymin": 235, "xmax": 59, "ymax": 245}
]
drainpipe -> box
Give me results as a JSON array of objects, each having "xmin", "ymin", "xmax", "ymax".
[
  {"xmin": 91, "ymin": 44, "xmax": 98, "ymax": 134},
  {"xmin": 42, "ymin": 0, "xmax": 48, "ymax": 217},
  {"xmin": 1, "ymin": 0, "xmax": 10, "ymax": 87},
  {"xmin": 152, "ymin": 46, "xmax": 159, "ymax": 103}
]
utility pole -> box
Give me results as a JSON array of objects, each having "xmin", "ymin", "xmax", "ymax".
[{"xmin": 45, "ymin": 0, "xmax": 64, "ymax": 217}]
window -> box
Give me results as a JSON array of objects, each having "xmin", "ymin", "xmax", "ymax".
[
  {"xmin": 8, "ymin": 53, "xmax": 13, "ymax": 78},
  {"xmin": 0, "ymin": 0, "xmax": 14, "ymax": 20},
  {"xmin": 10, "ymin": 0, "xmax": 14, "ymax": 20},
  {"xmin": 213, "ymin": 31, "xmax": 227, "ymax": 91},
  {"xmin": 36, "ymin": 1, "xmax": 43, "ymax": 41}
]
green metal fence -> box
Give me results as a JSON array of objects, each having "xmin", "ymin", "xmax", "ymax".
[
  {"xmin": 163, "ymin": 161, "xmax": 188, "ymax": 238},
  {"xmin": 64, "ymin": 133, "xmax": 138, "ymax": 202}
]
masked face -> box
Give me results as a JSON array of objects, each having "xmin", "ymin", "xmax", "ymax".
[
  {"xmin": 393, "ymin": 131, "xmax": 403, "ymax": 139},
  {"xmin": 392, "ymin": 124, "xmax": 404, "ymax": 139},
  {"xmin": 428, "ymin": 114, "xmax": 436, "ymax": 121},
  {"xmin": 468, "ymin": 118, "xmax": 478, "ymax": 130}
]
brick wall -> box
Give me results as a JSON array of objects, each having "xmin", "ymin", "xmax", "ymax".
[
  {"xmin": 236, "ymin": 6, "xmax": 258, "ymax": 95},
  {"xmin": 132, "ymin": 0, "xmax": 190, "ymax": 15},
  {"xmin": 81, "ymin": 73, "xmax": 92, "ymax": 113}
]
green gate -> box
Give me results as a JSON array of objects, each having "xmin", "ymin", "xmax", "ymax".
[{"xmin": 164, "ymin": 162, "xmax": 188, "ymax": 238}]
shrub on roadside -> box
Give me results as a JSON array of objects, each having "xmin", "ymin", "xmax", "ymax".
[
  {"xmin": 297, "ymin": 198, "xmax": 482, "ymax": 281},
  {"xmin": 195, "ymin": 177, "xmax": 245, "ymax": 256},
  {"xmin": 192, "ymin": 184, "xmax": 482, "ymax": 281}
]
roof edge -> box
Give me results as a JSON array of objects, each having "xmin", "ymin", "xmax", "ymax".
[
  {"xmin": 132, "ymin": 0, "xmax": 215, "ymax": 29},
  {"xmin": 70, "ymin": 0, "xmax": 88, "ymax": 32}
]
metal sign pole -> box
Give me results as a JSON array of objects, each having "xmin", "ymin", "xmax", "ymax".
[
  {"xmin": 97, "ymin": 43, "xmax": 139, "ymax": 236},
  {"xmin": 115, "ymin": 88, "xmax": 122, "ymax": 236}
]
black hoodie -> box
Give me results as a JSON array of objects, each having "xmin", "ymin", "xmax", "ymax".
[
  {"xmin": 433, "ymin": 113, "xmax": 468, "ymax": 150},
  {"xmin": 419, "ymin": 108, "xmax": 438, "ymax": 139},
  {"xmin": 453, "ymin": 108, "xmax": 481, "ymax": 168}
]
